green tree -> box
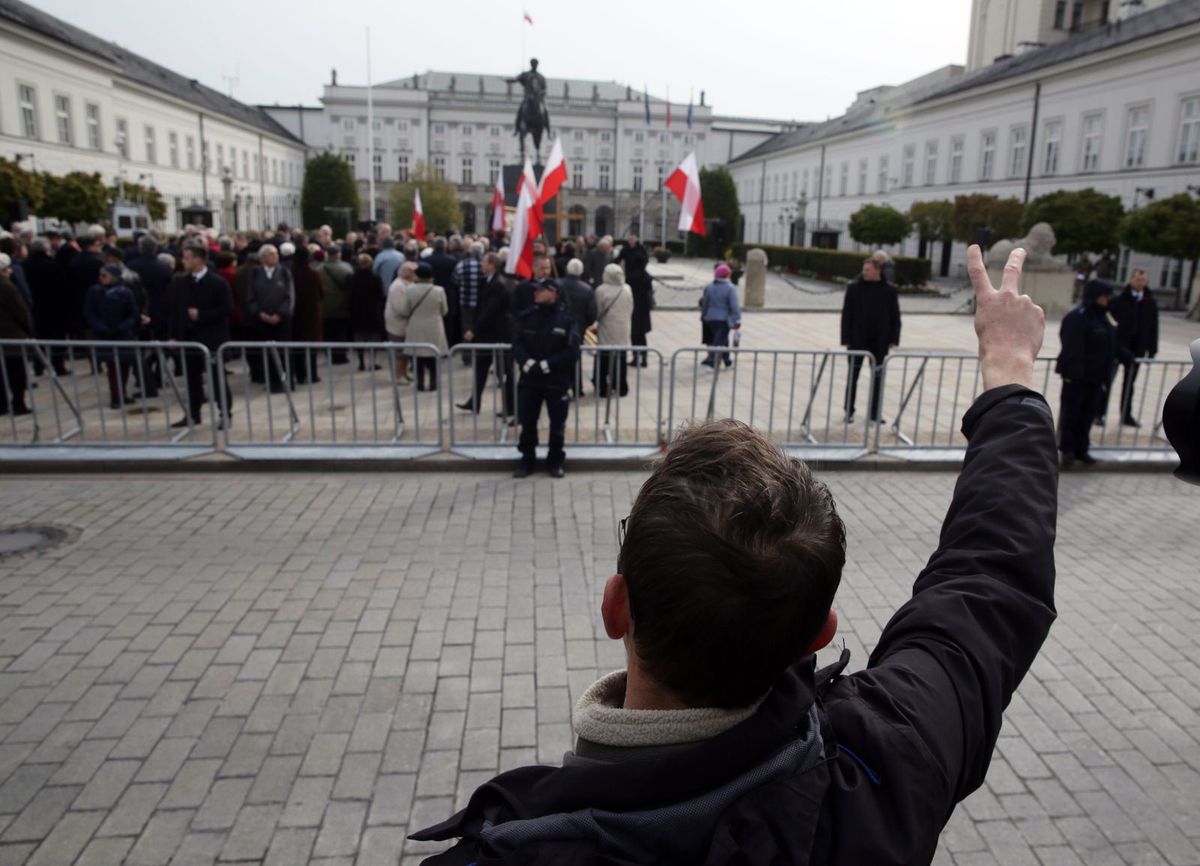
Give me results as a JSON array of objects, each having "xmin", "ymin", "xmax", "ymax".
[
  {"xmin": 848, "ymin": 203, "xmax": 911, "ymax": 247},
  {"xmin": 1021, "ymin": 188, "xmax": 1124, "ymax": 255},
  {"xmin": 389, "ymin": 162, "xmax": 460, "ymax": 235},
  {"xmin": 698, "ymin": 166, "xmax": 740, "ymax": 256},
  {"xmin": 0, "ymin": 157, "xmax": 45, "ymax": 213},
  {"xmin": 42, "ymin": 171, "xmax": 110, "ymax": 225},
  {"xmin": 1119, "ymin": 193, "xmax": 1200, "ymax": 310},
  {"xmin": 951, "ymin": 193, "xmax": 1023, "ymax": 246},
  {"xmin": 907, "ymin": 200, "xmax": 954, "ymax": 243},
  {"xmin": 301, "ymin": 152, "xmax": 360, "ymax": 235},
  {"xmin": 111, "ymin": 181, "xmax": 166, "ymax": 221}
]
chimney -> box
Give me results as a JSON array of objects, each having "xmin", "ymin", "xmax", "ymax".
[
  {"xmin": 331, "ymin": 68, "xmax": 338, "ymax": 86},
  {"xmin": 700, "ymin": 90, "xmax": 706, "ymax": 107}
]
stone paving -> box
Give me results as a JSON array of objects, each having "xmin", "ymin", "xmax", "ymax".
[{"xmin": 0, "ymin": 469, "xmax": 1197, "ymax": 865}]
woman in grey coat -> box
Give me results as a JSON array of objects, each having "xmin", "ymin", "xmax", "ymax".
[
  {"xmin": 397, "ymin": 262, "xmax": 449, "ymax": 391},
  {"xmin": 700, "ymin": 263, "xmax": 741, "ymax": 368},
  {"xmin": 593, "ymin": 263, "xmax": 634, "ymax": 397}
]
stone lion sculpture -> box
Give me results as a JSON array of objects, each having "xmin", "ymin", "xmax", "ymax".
[{"xmin": 986, "ymin": 222, "xmax": 1064, "ymax": 269}]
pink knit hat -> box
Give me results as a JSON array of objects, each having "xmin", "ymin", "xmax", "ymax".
[{"xmin": 714, "ymin": 264, "xmax": 732, "ymax": 279}]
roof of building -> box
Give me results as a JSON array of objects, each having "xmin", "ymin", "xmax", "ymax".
[
  {"xmin": 376, "ymin": 71, "xmax": 657, "ymax": 104},
  {"xmin": 0, "ymin": 0, "xmax": 301, "ymax": 143},
  {"xmin": 733, "ymin": 0, "xmax": 1200, "ymax": 164}
]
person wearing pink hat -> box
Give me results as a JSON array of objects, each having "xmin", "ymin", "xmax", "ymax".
[{"xmin": 700, "ymin": 263, "xmax": 741, "ymax": 368}]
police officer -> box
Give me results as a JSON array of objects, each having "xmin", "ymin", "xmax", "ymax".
[{"xmin": 512, "ymin": 264, "xmax": 580, "ymax": 479}]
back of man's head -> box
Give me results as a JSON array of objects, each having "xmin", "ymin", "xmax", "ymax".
[
  {"xmin": 566, "ymin": 258, "xmax": 584, "ymax": 277},
  {"xmin": 618, "ymin": 420, "xmax": 845, "ymax": 708}
]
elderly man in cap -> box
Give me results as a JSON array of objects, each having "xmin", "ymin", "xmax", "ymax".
[
  {"xmin": 511, "ymin": 276, "xmax": 580, "ymax": 478},
  {"xmin": 83, "ymin": 264, "xmax": 142, "ymax": 409}
]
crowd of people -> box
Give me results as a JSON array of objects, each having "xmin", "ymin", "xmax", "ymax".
[{"xmin": 0, "ymin": 220, "xmax": 664, "ymax": 473}]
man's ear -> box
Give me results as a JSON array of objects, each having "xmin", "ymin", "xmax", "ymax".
[
  {"xmin": 805, "ymin": 609, "xmax": 839, "ymax": 655},
  {"xmin": 601, "ymin": 573, "xmax": 632, "ymax": 640}
]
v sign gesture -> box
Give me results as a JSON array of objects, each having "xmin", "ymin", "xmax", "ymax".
[{"xmin": 968, "ymin": 244, "xmax": 1046, "ymax": 391}]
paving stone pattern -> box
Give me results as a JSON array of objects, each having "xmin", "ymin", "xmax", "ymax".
[{"xmin": 0, "ymin": 471, "xmax": 1196, "ymax": 865}]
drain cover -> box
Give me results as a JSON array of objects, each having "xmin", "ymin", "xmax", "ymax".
[{"xmin": 0, "ymin": 525, "xmax": 73, "ymax": 558}]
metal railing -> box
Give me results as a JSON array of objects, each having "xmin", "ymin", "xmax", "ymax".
[
  {"xmin": 215, "ymin": 342, "xmax": 443, "ymax": 460},
  {"xmin": 0, "ymin": 338, "xmax": 1188, "ymax": 466},
  {"xmin": 876, "ymin": 352, "xmax": 1185, "ymax": 461},
  {"xmin": 0, "ymin": 339, "xmax": 218, "ymax": 459},
  {"xmin": 447, "ymin": 343, "xmax": 665, "ymax": 459},
  {"xmin": 667, "ymin": 347, "xmax": 878, "ymax": 460}
]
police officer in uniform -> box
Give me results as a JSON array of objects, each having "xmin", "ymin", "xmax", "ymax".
[{"xmin": 512, "ymin": 266, "xmax": 580, "ymax": 479}]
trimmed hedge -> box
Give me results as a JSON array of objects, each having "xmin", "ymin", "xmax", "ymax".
[{"xmin": 731, "ymin": 244, "xmax": 932, "ymax": 286}]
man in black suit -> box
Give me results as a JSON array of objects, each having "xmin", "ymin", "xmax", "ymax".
[
  {"xmin": 458, "ymin": 252, "xmax": 515, "ymax": 418},
  {"xmin": 841, "ymin": 258, "xmax": 901, "ymax": 424},
  {"xmin": 68, "ymin": 231, "xmax": 104, "ymax": 341},
  {"xmin": 1106, "ymin": 267, "xmax": 1159, "ymax": 428},
  {"xmin": 166, "ymin": 244, "xmax": 233, "ymax": 428}
]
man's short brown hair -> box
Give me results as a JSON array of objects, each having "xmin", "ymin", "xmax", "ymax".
[{"xmin": 618, "ymin": 420, "xmax": 846, "ymax": 708}]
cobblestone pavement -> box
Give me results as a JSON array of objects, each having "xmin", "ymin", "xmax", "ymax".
[{"xmin": 0, "ymin": 470, "xmax": 1197, "ymax": 865}]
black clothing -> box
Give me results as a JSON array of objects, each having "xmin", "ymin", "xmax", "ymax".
[
  {"xmin": 164, "ymin": 270, "xmax": 233, "ymax": 350},
  {"xmin": 584, "ymin": 247, "xmax": 610, "ymax": 287},
  {"xmin": 514, "ymin": 277, "xmax": 559, "ymax": 314},
  {"xmin": 429, "ymin": 250, "xmax": 461, "ymax": 346},
  {"xmin": 473, "ymin": 274, "xmax": 513, "ymax": 343},
  {"xmin": 68, "ymin": 250, "xmax": 103, "ymax": 336},
  {"xmin": 413, "ymin": 385, "xmax": 1059, "ymax": 866},
  {"xmin": 1056, "ymin": 286, "xmax": 1116, "ymax": 456},
  {"xmin": 558, "ymin": 275, "xmax": 597, "ymax": 341},
  {"xmin": 83, "ymin": 282, "xmax": 139, "ymax": 340},
  {"xmin": 1105, "ymin": 286, "xmax": 1158, "ymax": 422},
  {"xmin": 23, "ymin": 250, "xmax": 70, "ymax": 344},
  {"xmin": 840, "ymin": 278, "xmax": 901, "ymax": 356},
  {"xmin": 127, "ymin": 256, "xmax": 172, "ymax": 337},
  {"xmin": 513, "ymin": 301, "xmax": 580, "ymax": 469},
  {"xmin": 348, "ymin": 269, "xmax": 386, "ymax": 338},
  {"xmin": 617, "ymin": 243, "xmax": 653, "ymax": 350}
]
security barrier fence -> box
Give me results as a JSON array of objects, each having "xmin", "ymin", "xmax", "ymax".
[{"xmin": 0, "ymin": 340, "xmax": 1185, "ymax": 464}]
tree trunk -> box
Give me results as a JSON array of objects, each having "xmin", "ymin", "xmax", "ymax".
[{"xmin": 940, "ymin": 240, "xmax": 953, "ymax": 278}]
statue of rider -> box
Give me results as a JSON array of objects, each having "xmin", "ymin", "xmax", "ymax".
[{"xmin": 508, "ymin": 58, "xmax": 550, "ymax": 144}]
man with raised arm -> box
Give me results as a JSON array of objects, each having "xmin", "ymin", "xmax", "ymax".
[{"xmin": 413, "ymin": 245, "xmax": 1055, "ymax": 866}]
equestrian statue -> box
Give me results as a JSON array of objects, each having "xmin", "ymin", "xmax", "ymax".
[{"xmin": 507, "ymin": 58, "xmax": 551, "ymax": 164}]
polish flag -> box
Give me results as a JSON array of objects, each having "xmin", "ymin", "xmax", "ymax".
[
  {"xmin": 517, "ymin": 159, "xmax": 542, "ymax": 237},
  {"xmin": 490, "ymin": 173, "xmax": 505, "ymax": 233},
  {"xmin": 411, "ymin": 189, "xmax": 426, "ymax": 241},
  {"xmin": 506, "ymin": 161, "xmax": 538, "ymax": 278},
  {"xmin": 664, "ymin": 152, "xmax": 705, "ymax": 237},
  {"xmin": 538, "ymin": 137, "xmax": 567, "ymax": 206}
]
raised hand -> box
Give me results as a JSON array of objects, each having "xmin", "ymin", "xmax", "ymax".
[{"xmin": 968, "ymin": 244, "xmax": 1045, "ymax": 391}]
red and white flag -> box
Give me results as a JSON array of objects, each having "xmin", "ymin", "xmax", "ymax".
[
  {"xmin": 411, "ymin": 189, "xmax": 426, "ymax": 241},
  {"xmin": 523, "ymin": 9, "xmax": 533, "ymax": 24},
  {"xmin": 506, "ymin": 160, "xmax": 538, "ymax": 278},
  {"xmin": 517, "ymin": 160, "xmax": 542, "ymax": 238},
  {"xmin": 664, "ymin": 152, "xmax": 705, "ymax": 237},
  {"xmin": 490, "ymin": 173, "xmax": 505, "ymax": 233},
  {"xmin": 538, "ymin": 137, "xmax": 567, "ymax": 206}
]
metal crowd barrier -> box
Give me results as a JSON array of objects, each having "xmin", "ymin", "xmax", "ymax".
[
  {"xmin": 0, "ymin": 338, "xmax": 1189, "ymax": 466},
  {"xmin": 667, "ymin": 347, "xmax": 878, "ymax": 460},
  {"xmin": 215, "ymin": 342, "xmax": 443, "ymax": 460},
  {"xmin": 0, "ymin": 339, "xmax": 218, "ymax": 460},
  {"xmin": 447, "ymin": 343, "xmax": 665, "ymax": 459},
  {"xmin": 876, "ymin": 352, "xmax": 1185, "ymax": 462}
]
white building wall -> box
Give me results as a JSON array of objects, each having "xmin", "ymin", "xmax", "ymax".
[
  {"xmin": 732, "ymin": 22, "xmax": 1200, "ymax": 291},
  {"xmin": 0, "ymin": 22, "xmax": 307, "ymax": 232}
]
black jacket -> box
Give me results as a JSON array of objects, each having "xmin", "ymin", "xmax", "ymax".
[
  {"xmin": 840, "ymin": 278, "xmax": 901, "ymax": 356},
  {"xmin": 473, "ymin": 274, "xmax": 513, "ymax": 343},
  {"xmin": 617, "ymin": 244, "xmax": 653, "ymax": 334},
  {"xmin": 23, "ymin": 250, "xmax": 69, "ymax": 336},
  {"xmin": 412, "ymin": 385, "xmax": 1059, "ymax": 866},
  {"xmin": 512, "ymin": 300, "xmax": 581, "ymax": 388},
  {"xmin": 128, "ymin": 256, "xmax": 172, "ymax": 337},
  {"xmin": 68, "ymin": 250, "xmax": 103, "ymax": 320},
  {"xmin": 347, "ymin": 269, "xmax": 385, "ymax": 336},
  {"xmin": 1109, "ymin": 286, "xmax": 1158, "ymax": 360},
  {"xmin": 558, "ymin": 275, "xmax": 598, "ymax": 338},
  {"xmin": 1056, "ymin": 286, "xmax": 1116, "ymax": 385},
  {"xmin": 83, "ymin": 282, "xmax": 140, "ymax": 340},
  {"xmin": 164, "ymin": 269, "xmax": 233, "ymax": 350}
]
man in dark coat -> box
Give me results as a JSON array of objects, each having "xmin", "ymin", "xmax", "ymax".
[
  {"xmin": 127, "ymin": 235, "xmax": 171, "ymax": 340},
  {"xmin": 558, "ymin": 258, "xmax": 598, "ymax": 343},
  {"xmin": 1056, "ymin": 279, "xmax": 1116, "ymax": 466},
  {"xmin": 164, "ymin": 244, "xmax": 233, "ymax": 428},
  {"xmin": 0, "ymin": 256, "xmax": 34, "ymax": 415},
  {"xmin": 584, "ymin": 235, "xmax": 613, "ymax": 287},
  {"xmin": 459, "ymin": 252, "xmax": 515, "ymax": 417},
  {"xmin": 411, "ymin": 245, "xmax": 1059, "ymax": 866},
  {"xmin": 1106, "ymin": 267, "xmax": 1159, "ymax": 428},
  {"xmin": 513, "ymin": 254, "xmax": 558, "ymax": 313},
  {"xmin": 68, "ymin": 233, "xmax": 104, "ymax": 340},
  {"xmin": 428, "ymin": 238, "xmax": 462, "ymax": 348},
  {"xmin": 245, "ymin": 244, "xmax": 295, "ymax": 392},
  {"xmin": 22, "ymin": 238, "xmax": 71, "ymax": 374},
  {"xmin": 616, "ymin": 232, "xmax": 652, "ymax": 366},
  {"xmin": 841, "ymin": 258, "xmax": 901, "ymax": 423},
  {"xmin": 84, "ymin": 265, "xmax": 142, "ymax": 408},
  {"xmin": 511, "ymin": 280, "xmax": 580, "ymax": 479}
]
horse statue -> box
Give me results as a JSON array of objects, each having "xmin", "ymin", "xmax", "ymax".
[{"xmin": 507, "ymin": 59, "xmax": 551, "ymax": 163}]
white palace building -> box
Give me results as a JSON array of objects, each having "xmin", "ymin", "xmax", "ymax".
[
  {"xmin": 729, "ymin": 0, "xmax": 1200, "ymax": 291},
  {"xmin": 0, "ymin": 0, "xmax": 308, "ymax": 230}
]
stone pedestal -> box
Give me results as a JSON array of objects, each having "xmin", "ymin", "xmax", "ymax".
[
  {"xmin": 987, "ymin": 267, "xmax": 1075, "ymax": 318},
  {"xmin": 744, "ymin": 248, "xmax": 768, "ymax": 308}
]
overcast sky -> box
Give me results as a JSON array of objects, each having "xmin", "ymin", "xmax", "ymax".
[{"xmin": 39, "ymin": 0, "xmax": 971, "ymax": 122}]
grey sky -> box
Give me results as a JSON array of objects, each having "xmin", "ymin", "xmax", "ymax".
[{"xmin": 39, "ymin": 0, "xmax": 971, "ymax": 122}]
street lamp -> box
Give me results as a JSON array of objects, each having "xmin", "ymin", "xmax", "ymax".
[{"xmin": 14, "ymin": 152, "xmax": 36, "ymax": 172}]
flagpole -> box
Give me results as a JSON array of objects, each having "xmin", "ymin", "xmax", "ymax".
[
  {"xmin": 661, "ymin": 177, "xmax": 667, "ymax": 244},
  {"xmin": 366, "ymin": 26, "xmax": 375, "ymax": 224}
]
